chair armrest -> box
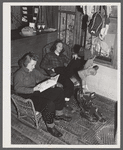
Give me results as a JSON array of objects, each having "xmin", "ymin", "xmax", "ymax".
[{"xmin": 11, "ymin": 94, "xmax": 32, "ymax": 104}]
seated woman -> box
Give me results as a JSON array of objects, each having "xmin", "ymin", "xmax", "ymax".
[
  {"xmin": 40, "ymin": 39, "xmax": 75, "ymax": 111},
  {"xmin": 13, "ymin": 52, "xmax": 72, "ymax": 138}
]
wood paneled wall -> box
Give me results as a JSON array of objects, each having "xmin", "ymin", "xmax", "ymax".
[{"xmin": 11, "ymin": 6, "xmax": 22, "ymax": 30}]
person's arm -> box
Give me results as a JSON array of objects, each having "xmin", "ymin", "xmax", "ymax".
[
  {"xmin": 72, "ymin": 53, "xmax": 81, "ymax": 60},
  {"xmin": 14, "ymin": 72, "xmax": 34, "ymax": 94},
  {"xmin": 40, "ymin": 53, "xmax": 53, "ymax": 70},
  {"xmin": 63, "ymin": 54, "xmax": 71, "ymax": 67},
  {"xmin": 35, "ymin": 69, "xmax": 49, "ymax": 83}
]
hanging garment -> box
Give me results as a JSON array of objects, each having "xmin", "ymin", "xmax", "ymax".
[
  {"xmin": 92, "ymin": 37, "xmax": 110, "ymax": 57},
  {"xmin": 82, "ymin": 14, "xmax": 88, "ymax": 29},
  {"xmin": 88, "ymin": 12, "xmax": 103, "ymax": 36}
]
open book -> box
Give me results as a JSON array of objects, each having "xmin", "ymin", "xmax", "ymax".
[{"xmin": 37, "ymin": 74, "xmax": 60, "ymax": 92}]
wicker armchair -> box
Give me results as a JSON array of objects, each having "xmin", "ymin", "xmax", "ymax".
[
  {"xmin": 11, "ymin": 94, "xmax": 42, "ymax": 129},
  {"xmin": 11, "ymin": 66, "xmax": 42, "ymax": 129}
]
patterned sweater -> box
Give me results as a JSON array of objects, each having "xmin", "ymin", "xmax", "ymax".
[
  {"xmin": 40, "ymin": 52, "xmax": 70, "ymax": 70},
  {"xmin": 13, "ymin": 66, "xmax": 48, "ymax": 94}
]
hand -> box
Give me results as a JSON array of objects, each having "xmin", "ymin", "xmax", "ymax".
[
  {"xmin": 47, "ymin": 68, "xmax": 56, "ymax": 77},
  {"xmin": 51, "ymin": 85, "xmax": 55, "ymax": 88},
  {"xmin": 33, "ymin": 84, "xmax": 42, "ymax": 92},
  {"xmin": 72, "ymin": 54, "xmax": 81, "ymax": 60},
  {"xmin": 56, "ymin": 82, "xmax": 63, "ymax": 88}
]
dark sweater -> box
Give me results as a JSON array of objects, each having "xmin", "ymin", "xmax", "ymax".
[
  {"xmin": 13, "ymin": 66, "xmax": 48, "ymax": 94},
  {"xmin": 41, "ymin": 52, "xmax": 70, "ymax": 70}
]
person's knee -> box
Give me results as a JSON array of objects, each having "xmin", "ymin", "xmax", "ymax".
[
  {"xmin": 47, "ymin": 101, "xmax": 55, "ymax": 112},
  {"xmin": 55, "ymin": 87, "xmax": 64, "ymax": 98},
  {"xmin": 69, "ymin": 80, "xmax": 74, "ymax": 89}
]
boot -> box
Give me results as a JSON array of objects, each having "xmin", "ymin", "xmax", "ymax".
[
  {"xmin": 47, "ymin": 126, "xmax": 63, "ymax": 137},
  {"xmin": 94, "ymin": 108, "xmax": 106, "ymax": 124}
]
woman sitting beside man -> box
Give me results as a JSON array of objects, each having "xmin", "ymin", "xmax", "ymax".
[
  {"xmin": 40, "ymin": 39, "xmax": 99, "ymax": 110},
  {"xmin": 13, "ymin": 52, "xmax": 72, "ymax": 138}
]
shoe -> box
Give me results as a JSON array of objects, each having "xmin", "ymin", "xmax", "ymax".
[
  {"xmin": 47, "ymin": 126, "xmax": 63, "ymax": 137},
  {"xmin": 64, "ymin": 101, "xmax": 73, "ymax": 111},
  {"xmin": 55, "ymin": 114, "xmax": 72, "ymax": 122},
  {"xmin": 93, "ymin": 65, "xmax": 99, "ymax": 71},
  {"xmin": 74, "ymin": 81, "xmax": 80, "ymax": 87},
  {"xmin": 80, "ymin": 111, "xmax": 98, "ymax": 123},
  {"xmin": 94, "ymin": 109, "xmax": 106, "ymax": 124},
  {"xmin": 99, "ymin": 117, "xmax": 106, "ymax": 123}
]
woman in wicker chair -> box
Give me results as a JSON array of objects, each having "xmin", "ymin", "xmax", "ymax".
[
  {"xmin": 40, "ymin": 39, "xmax": 77, "ymax": 111},
  {"xmin": 13, "ymin": 52, "xmax": 72, "ymax": 138}
]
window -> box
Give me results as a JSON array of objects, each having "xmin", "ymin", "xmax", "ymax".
[
  {"xmin": 84, "ymin": 5, "xmax": 118, "ymax": 69},
  {"xmin": 58, "ymin": 6, "xmax": 76, "ymax": 47}
]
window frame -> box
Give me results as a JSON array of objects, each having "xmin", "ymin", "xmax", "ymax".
[{"xmin": 57, "ymin": 6, "xmax": 76, "ymax": 47}]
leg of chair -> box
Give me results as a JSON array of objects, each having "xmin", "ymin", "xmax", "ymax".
[{"xmin": 34, "ymin": 112, "xmax": 42, "ymax": 129}]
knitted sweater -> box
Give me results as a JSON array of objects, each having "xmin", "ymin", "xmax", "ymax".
[{"xmin": 13, "ymin": 66, "xmax": 48, "ymax": 94}]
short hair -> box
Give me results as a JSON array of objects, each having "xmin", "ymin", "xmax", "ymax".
[
  {"xmin": 18, "ymin": 52, "xmax": 39, "ymax": 67},
  {"xmin": 73, "ymin": 44, "xmax": 82, "ymax": 54},
  {"xmin": 50, "ymin": 39, "xmax": 65, "ymax": 53}
]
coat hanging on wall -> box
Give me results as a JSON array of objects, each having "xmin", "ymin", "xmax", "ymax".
[{"xmin": 82, "ymin": 14, "xmax": 88, "ymax": 30}]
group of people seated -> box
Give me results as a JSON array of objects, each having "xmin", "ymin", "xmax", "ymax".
[{"xmin": 13, "ymin": 39, "xmax": 99, "ymax": 138}]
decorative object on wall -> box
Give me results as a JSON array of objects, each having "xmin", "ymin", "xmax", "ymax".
[
  {"xmin": 58, "ymin": 6, "xmax": 76, "ymax": 47},
  {"xmin": 36, "ymin": 6, "xmax": 46, "ymax": 30}
]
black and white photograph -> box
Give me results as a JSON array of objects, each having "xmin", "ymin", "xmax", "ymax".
[{"xmin": 2, "ymin": 2, "xmax": 121, "ymax": 148}]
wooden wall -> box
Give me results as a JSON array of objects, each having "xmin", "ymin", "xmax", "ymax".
[
  {"xmin": 11, "ymin": 32, "xmax": 57, "ymax": 69},
  {"xmin": 11, "ymin": 6, "xmax": 22, "ymax": 30}
]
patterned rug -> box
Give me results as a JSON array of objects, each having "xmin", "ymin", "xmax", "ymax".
[{"xmin": 11, "ymin": 94, "xmax": 117, "ymax": 145}]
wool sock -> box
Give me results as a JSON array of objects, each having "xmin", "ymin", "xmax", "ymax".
[
  {"xmin": 83, "ymin": 85, "xmax": 89, "ymax": 93},
  {"xmin": 65, "ymin": 97, "xmax": 70, "ymax": 102},
  {"xmin": 55, "ymin": 110, "xmax": 63, "ymax": 116},
  {"xmin": 46, "ymin": 123, "xmax": 55, "ymax": 128}
]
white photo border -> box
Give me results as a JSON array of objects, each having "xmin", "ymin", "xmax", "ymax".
[{"xmin": 3, "ymin": 2, "xmax": 121, "ymax": 148}]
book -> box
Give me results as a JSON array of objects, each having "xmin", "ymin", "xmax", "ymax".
[{"xmin": 37, "ymin": 74, "xmax": 60, "ymax": 92}]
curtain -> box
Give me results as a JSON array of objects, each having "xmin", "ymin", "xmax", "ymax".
[
  {"xmin": 45, "ymin": 6, "xmax": 58, "ymax": 29},
  {"xmin": 73, "ymin": 8, "xmax": 83, "ymax": 45}
]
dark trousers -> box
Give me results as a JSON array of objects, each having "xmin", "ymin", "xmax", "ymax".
[
  {"xmin": 54, "ymin": 57, "xmax": 86, "ymax": 98},
  {"xmin": 66, "ymin": 56, "xmax": 86, "ymax": 77},
  {"xmin": 18, "ymin": 87, "xmax": 65, "ymax": 124}
]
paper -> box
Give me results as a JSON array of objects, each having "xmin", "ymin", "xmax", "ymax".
[{"xmin": 38, "ymin": 74, "xmax": 60, "ymax": 92}]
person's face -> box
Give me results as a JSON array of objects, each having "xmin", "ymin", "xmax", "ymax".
[
  {"xmin": 26, "ymin": 59, "xmax": 37, "ymax": 72},
  {"xmin": 55, "ymin": 42, "xmax": 63, "ymax": 54}
]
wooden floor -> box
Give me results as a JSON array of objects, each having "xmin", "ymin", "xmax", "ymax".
[{"xmin": 11, "ymin": 94, "xmax": 117, "ymax": 145}]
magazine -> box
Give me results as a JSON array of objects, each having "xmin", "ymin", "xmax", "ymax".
[{"xmin": 37, "ymin": 74, "xmax": 60, "ymax": 92}]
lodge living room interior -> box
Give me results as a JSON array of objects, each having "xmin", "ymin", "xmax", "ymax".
[{"xmin": 10, "ymin": 4, "xmax": 119, "ymax": 146}]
